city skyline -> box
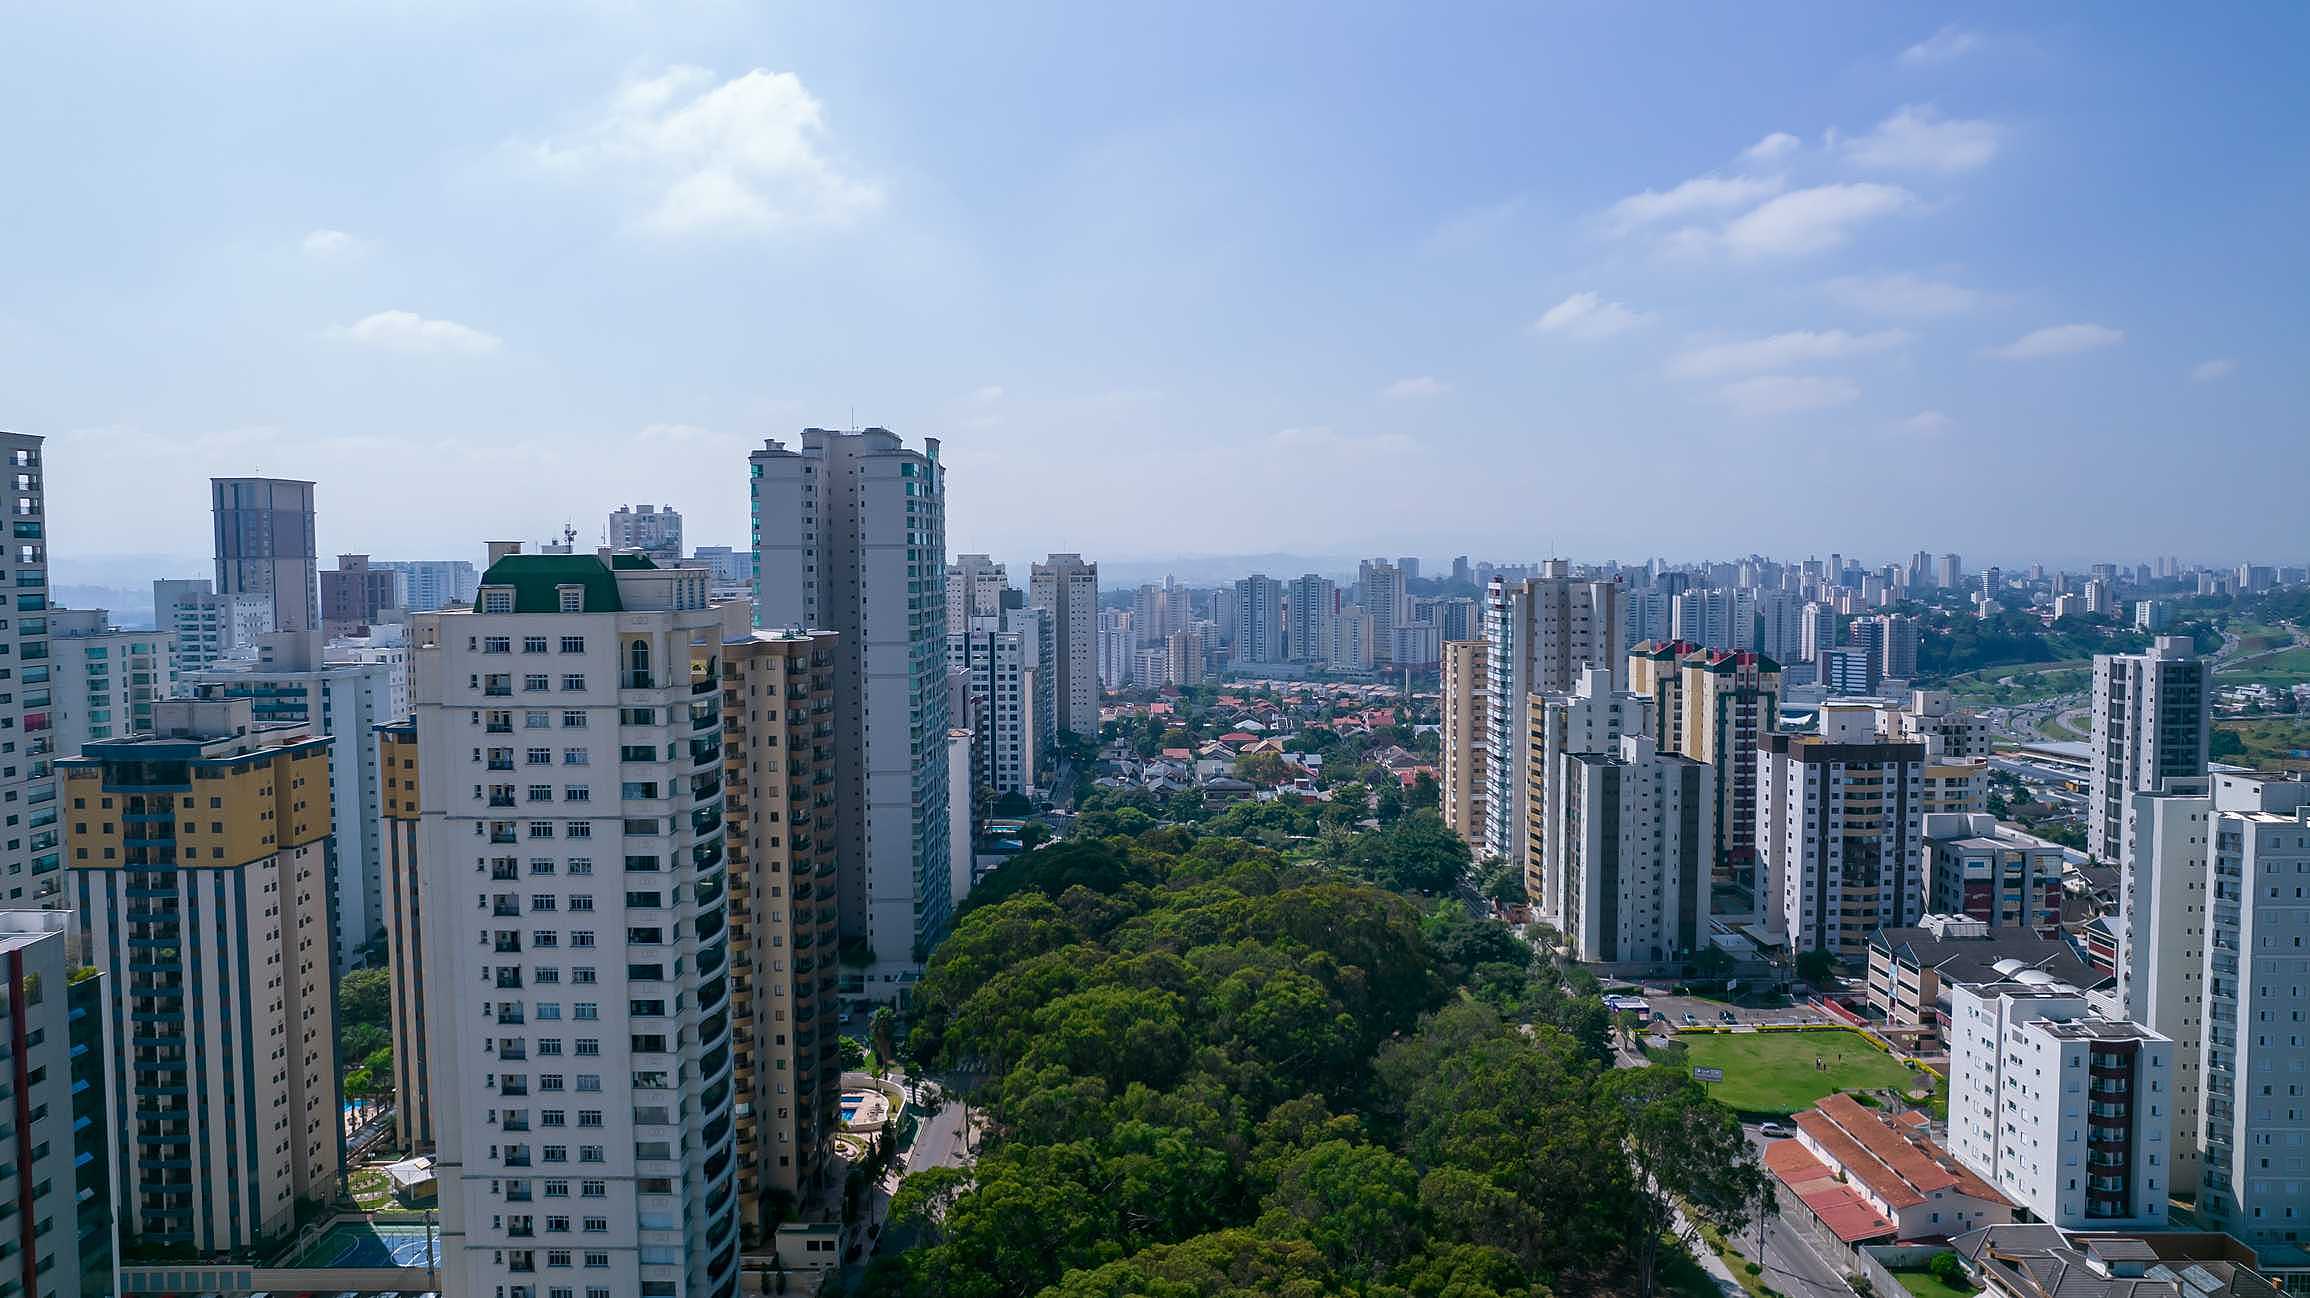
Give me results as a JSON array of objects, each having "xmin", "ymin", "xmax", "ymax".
[{"xmin": 8, "ymin": 5, "xmax": 2308, "ymax": 568}]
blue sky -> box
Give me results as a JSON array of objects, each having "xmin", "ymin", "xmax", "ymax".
[{"xmin": 4, "ymin": 3, "xmax": 2304, "ymax": 578}]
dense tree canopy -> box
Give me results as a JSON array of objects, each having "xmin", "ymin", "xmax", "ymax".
[{"xmin": 874, "ymin": 826, "xmax": 1760, "ymax": 1298}]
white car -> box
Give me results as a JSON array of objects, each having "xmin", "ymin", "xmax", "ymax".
[{"xmin": 1757, "ymin": 1122, "xmax": 1793, "ymax": 1139}]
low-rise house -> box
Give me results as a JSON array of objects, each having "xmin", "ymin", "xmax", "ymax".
[{"xmin": 1769, "ymin": 1093, "xmax": 2012, "ymax": 1246}]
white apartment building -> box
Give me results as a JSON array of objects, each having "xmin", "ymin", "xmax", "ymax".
[
  {"xmin": 1232, "ymin": 575, "xmax": 1285, "ymax": 666},
  {"xmin": 413, "ymin": 551, "xmax": 742, "ymax": 1298},
  {"xmin": 2118, "ymin": 777, "xmax": 2215, "ymax": 1192},
  {"xmin": 608, "ymin": 504, "xmax": 685, "ymax": 562},
  {"xmin": 46, "ymin": 607, "xmax": 173, "ymax": 757},
  {"xmin": 1483, "ymin": 564, "xmax": 1625, "ymax": 865},
  {"xmin": 184, "ymin": 630, "xmax": 406, "ymax": 971},
  {"xmin": 1558, "ymin": 733, "xmax": 1712, "ymax": 967},
  {"xmin": 1359, "ymin": 559, "xmax": 1407, "ymax": 662},
  {"xmin": 0, "ymin": 432, "xmax": 60, "ymax": 909},
  {"xmin": 1097, "ymin": 614, "xmax": 1134, "ymax": 693},
  {"xmin": 1287, "ymin": 574, "xmax": 1338, "ymax": 666},
  {"xmin": 947, "ymin": 617, "xmax": 1036, "ymax": 797},
  {"xmin": 154, "ymin": 578, "xmax": 274, "ymax": 671},
  {"xmin": 1759, "ymin": 703, "xmax": 1927, "ymax": 956},
  {"xmin": 1529, "ymin": 666, "xmax": 1655, "ymax": 917},
  {"xmin": 753, "ymin": 429, "xmax": 952, "ymax": 990},
  {"xmin": 377, "ymin": 558, "xmax": 482, "ymax": 612},
  {"xmin": 1389, "ymin": 621, "xmax": 1441, "ymax": 669},
  {"xmin": 1028, "ymin": 553, "xmax": 1099, "ymax": 738},
  {"xmin": 1949, "ymin": 977, "xmax": 2173, "ymax": 1229},
  {"xmin": 1331, "ymin": 607, "xmax": 1375, "ymax": 672},
  {"xmin": 944, "ymin": 554, "xmax": 1008, "ymax": 632},
  {"xmin": 2090, "ymin": 636, "xmax": 2209, "ymax": 865},
  {"xmin": 2196, "ymin": 772, "xmax": 2310, "ymax": 1247}
]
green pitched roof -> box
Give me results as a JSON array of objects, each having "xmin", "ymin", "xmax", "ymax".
[{"xmin": 479, "ymin": 554, "xmax": 624, "ymax": 613}]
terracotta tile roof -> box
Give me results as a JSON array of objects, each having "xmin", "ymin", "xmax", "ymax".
[
  {"xmin": 1802, "ymin": 1094, "xmax": 2010, "ymax": 1211},
  {"xmin": 1766, "ymin": 1140, "xmax": 1898, "ymax": 1244}
]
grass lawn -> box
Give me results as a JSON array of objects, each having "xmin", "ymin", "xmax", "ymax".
[
  {"xmin": 2038, "ymin": 712, "xmax": 2087, "ymax": 742},
  {"xmin": 2216, "ymin": 718, "xmax": 2310, "ymax": 771},
  {"xmin": 1894, "ymin": 1269, "xmax": 1977, "ymax": 1298},
  {"xmin": 348, "ymin": 1166, "xmax": 395, "ymax": 1211},
  {"xmin": 1943, "ymin": 662, "xmax": 2093, "ymax": 706},
  {"xmin": 2218, "ymin": 645, "xmax": 2310, "ymax": 687},
  {"xmin": 1680, "ymin": 1030, "xmax": 1921, "ymax": 1117}
]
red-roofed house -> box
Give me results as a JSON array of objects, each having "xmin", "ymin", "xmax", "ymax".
[
  {"xmin": 1764, "ymin": 1140, "xmax": 1896, "ymax": 1247},
  {"xmin": 1780, "ymin": 1093, "xmax": 2011, "ymax": 1243}
]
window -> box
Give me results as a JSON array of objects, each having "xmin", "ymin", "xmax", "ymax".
[
  {"xmin": 544, "ymin": 1179, "xmax": 570, "ymax": 1198},
  {"xmin": 560, "ymin": 637, "xmax": 586, "ymax": 654},
  {"xmin": 484, "ymin": 637, "xmax": 512, "ymax": 655},
  {"xmin": 525, "ymin": 674, "xmax": 551, "ymax": 692},
  {"xmin": 563, "ymin": 748, "xmax": 589, "ymax": 766},
  {"xmin": 558, "ymin": 587, "xmax": 583, "ymax": 613},
  {"xmin": 528, "ymin": 822, "xmax": 555, "ymax": 839},
  {"xmin": 561, "ymin": 710, "xmax": 587, "ymax": 728},
  {"xmin": 581, "ymin": 1179, "xmax": 606, "ymax": 1197},
  {"xmin": 575, "ymin": 1039, "xmax": 601, "ymax": 1057},
  {"xmin": 483, "ymin": 590, "xmax": 513, "ymax": 613},
  {"xmin": 568, "ymin": 859, "xmax": 594, "ymax": 878},
  {"xmin": 579, "ymin": 1148, "xmax": 605, "ymax": 1165},
  {"xmin": 569, "ymin": 895, "xmax": 595, "ymax": 912},
  {"xmin": 525, "ymin": 710, "xmax": 553, "ymax": 729},
  {"xmin": 574, "ymin": 1002, "xmax": 599, "ymax": 1020},
  {"xmin": 566, "ymin": 822, "xmax": 592, "ymax": 840},
  {"xmin": 571, "ymin": 931, "xmax": 595, "ymax": 948},
  {"xmin": 527, "ymin": 747, "xmax": 553, "ymax": 765},
  {"xmin": 561, "ymin": 674, "xmax": 586, "ymax": 691},
  {"xmin": 528, "ymin": 785, "xmax": 553, "ymax": 803},
  {"xmin": 524, "ymin": 637, "xmax": 549, "ymax": 654}
]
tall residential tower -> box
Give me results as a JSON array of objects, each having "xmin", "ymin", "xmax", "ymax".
[{"xmin": 752, "ymin": 429, "xmax": 951, "ymax": 990}]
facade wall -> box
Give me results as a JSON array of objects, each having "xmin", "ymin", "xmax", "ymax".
[
  {"xmin": 752, "ymin": 430, "xmax": 950, "ymax": 991},
  {"xmin": 413, "ymin": 573, "xmax": 744, "ymax": 1298},
  {"xmin": 65, "ymin": 727, "xmax": 341, "ymax": 1256}
]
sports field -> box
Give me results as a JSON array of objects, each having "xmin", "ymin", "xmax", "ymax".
[{"xmin": 1680, "ymin": 1029, "xmax": 1919, "ymax": 1116}]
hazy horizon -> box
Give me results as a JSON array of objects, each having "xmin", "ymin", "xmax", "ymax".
[{"xmin": 9, "ymin": 5, "xmax": 2306, "ymax": 569}]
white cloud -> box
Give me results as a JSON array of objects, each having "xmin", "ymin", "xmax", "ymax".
[
  {"xmin": 1380, "ymin": 376, "xmax": 1449, "ymax": 399},
  {"xmin": 1719, "ymin": 183, "xmax": 1917, "ymax": 256},
  {"xmin": 1716, "ymin": 375, "xmax": 1861, "ymax": 417},
  {"xmin": 1986, "ymin": 323, "xmax": 2124, "ymax": 360},
  {"xmin": 530, "ymin": 66, "xmax": 880, "ymax": 235},
  {"xmin": 1902, "ymin": 410, "xmax": 1955, "ymax": 435},
  {"xmin": 966, "ymin": 385, "xmax": 1005, "ymax": 403},
  {"xmin": 1844, "ymin": 105, "xmax": 2001, "ymax": 173},
  {"xmin": 1823, "ymin": 272, "xmax": 1981, "ymax": 318},
  {"xmin": 1743, "ymin": 132, "xmax": 1802, "ymax": 163},
  {"xmin": 2190, "ymin": 358, "xmax": 2238, "ymax": 382},
  {"xmin": 1269, "ymin": 426, "xmax": 1417, "ymax": 455},
  {"xmin": 301, "ymin": 228, "xmax": 365, "ymax": 258},
  {"xmin": 1670, "ymin": 328, "xmax": 1910, "ymax": 380},
  {"xmin": 1606, "ymin": 173, "xmax": 1783, "ymax": 227},
  {"xmin": 326, "ymin": 310, "xmax": 501, "ymax": 355},
  {"xmin": 1534, "ymin": 291, "xmax": 1645, "ymax": 339},
  {"xmin": 1900, "ymin": 26, "xmax": 1981, "ymax": 64}
]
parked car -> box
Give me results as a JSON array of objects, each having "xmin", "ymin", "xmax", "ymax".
[
  {"xmin": 1758, "ymin": 1122, "xmax": 1793, "ymax": 1138},
  {"xmin": 1718, "ymin": 1010, "xmax": 1738, "ymax": 1024},
  {"xmin": 1681, "ymin": 1012, "xmax": 1698, "ymax": 1026}
]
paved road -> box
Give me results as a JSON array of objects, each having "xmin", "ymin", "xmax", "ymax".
[{"xmin": 1610, "ymin": 1035, "xmax": 1852, "ymax": 1298}]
